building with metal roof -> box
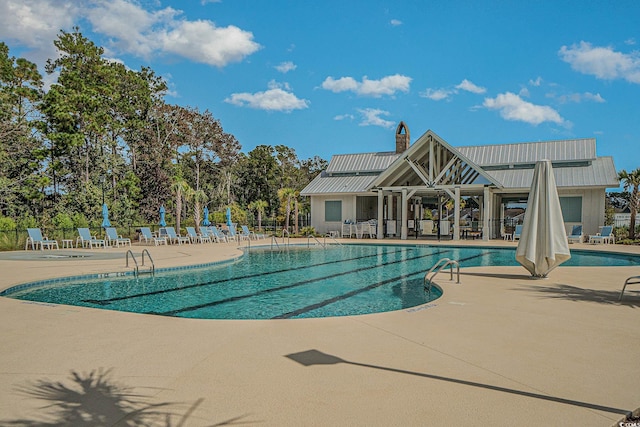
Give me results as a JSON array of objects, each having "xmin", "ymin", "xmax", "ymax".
[{"xmin": 301, "ymin": 122, "xmax": 619, "ymax": 240}]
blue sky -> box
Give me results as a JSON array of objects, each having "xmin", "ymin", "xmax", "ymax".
[{"xmin": 1, "ymin": 0, "xmax": 639, "ymax": 184}]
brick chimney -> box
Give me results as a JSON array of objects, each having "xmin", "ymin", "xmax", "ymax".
[{"xmin": 395, "ymin": 121, "xmax": 410, "ymax": 153}]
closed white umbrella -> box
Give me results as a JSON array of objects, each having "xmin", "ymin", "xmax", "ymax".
[{"xmin": 516, "ymin": 159, "xmax": 571, "ymax": 277}]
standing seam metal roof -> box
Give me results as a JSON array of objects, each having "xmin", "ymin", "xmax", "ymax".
[
  {"xmin": 484, "ymin": 157, "xmax": 618, "ymax": 188},
  {"xmin": 301, "ymin": 138, "xmax": 618, "ymax": 195},
  {"xmin": 300, "ymin": 173, "xmax": 379, "ymax": 195},
  {"xmin": 457, "ymin": 138, "xmax": 596, "ymax": 166},
  {"xmin": 325, "ymin": 152, "xmax": 399, "ymax": 174}
]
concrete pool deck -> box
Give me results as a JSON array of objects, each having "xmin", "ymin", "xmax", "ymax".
[{"xmin": 0, "ymin": 239, "xmax": 638, "ymax": 426}]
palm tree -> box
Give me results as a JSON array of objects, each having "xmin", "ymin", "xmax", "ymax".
[
  {"xmin": 171, "ymin": 176, "xmax": 192, "ymax": 233},
  {"xmin": 292, "ymin": 190, "xmax": 300, "ymax": 234},
  {"xmin": 192, "ymin": 189, "xmax": 208, "ymax": 234},
  {"xmin": 248, "ymin": 199, "xmax": 268, "ymax": 232},
  {"xmin": 277, "ymin": 187, "xmax": 295, "ymax": 233},
  {"xmin": 618, "ymin": 168, "xmax": 640, "ymax": 239}
]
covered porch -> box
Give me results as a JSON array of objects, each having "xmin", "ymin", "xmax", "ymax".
[{"xmin": 369, "ymin": 130, "xmax": 503, "ymax": 241}]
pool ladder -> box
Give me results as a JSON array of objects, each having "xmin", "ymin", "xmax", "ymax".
[
  {"xmin": 126, "ymin": 249, "xmax": 155, "ymax": 276},
  {"xmin": 424, "ymin": 258, "xmax": 460, "ymax": 296}
]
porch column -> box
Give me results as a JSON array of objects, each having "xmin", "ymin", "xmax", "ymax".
[
  {"xmin": 386, "ymin": 193, "xmax": 394, "ymax": 236},
  {"xmin": 401, "ymin": 188, "xmax": 408, "ymax": 240},
  {"xmin": 454, "ymin": 186, "xmax": 460, "ymax": 240},
  {"xmin": 377, "ymin": 190, "xmax": 384, "ymax": 239},
  {"xmin": 483, "ymin": 186, "xmax": 490, "ymax": 241}
]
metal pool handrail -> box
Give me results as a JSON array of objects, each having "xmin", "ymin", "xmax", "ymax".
[
  {"xmin": 424, "ymin": 258, "xmax": 460, "ymax": 296},
  {"xmin": 126, "ymin": 249, "xmax": 155, "ymax": 276},
  {"xmin": 307, "ymin": 235, "xmax": 325, "ymax": 248}
]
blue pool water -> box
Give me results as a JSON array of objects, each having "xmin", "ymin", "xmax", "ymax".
[{"xmin": 3, "ymin": 245, "xmax": 639, "ymax": 319}]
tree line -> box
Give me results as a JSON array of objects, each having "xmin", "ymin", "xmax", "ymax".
[{"xmin": 0, "ymin": 29, "xmax": 326, "ymax": 235}]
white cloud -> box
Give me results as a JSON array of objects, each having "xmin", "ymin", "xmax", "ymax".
[
  {"xmin": 322, "ymin": 76, "xmax": 359, "ymax": 92},
  {"xmin": 0, "ymin": 0, "xmax": 78, "ymax": 63},
  {"xmin": 553, "ymin": 92, "xmax": 606, "ymax": 104},
  {"xmin": 625, "ymin": 38, "xmax": 636, "ymax": 46},
  {"xmin": 455, "ymin": 79, "xmax": 486, "ymax": 94},
  {"xmin": 0, "ymin": 0, "xmax": 260, "ymax": 69},
  {"xmin": 421, "ymin": 78, "xmax": 485, "ymax": 101},
  {"xmin": 86, "ymin": 0, "xmax": 164, "ymax": 58},
  {"xmin": 559, "ymin": 41, "xmax": 640, "ymax": 83},
  {"xmin": 357, "ymin": 108, "xmax": 395, "ymax": 128},
  {"xmin": 390, "ymin": 19, "xmax": 402, "ymax": 26},
  {"xmin": 321, "ymin": 74, "xmax": 411, "ymax": 97},
  {"xmin": 529, "ymin": 76, "xmax": 543, "ymax": 86},
  {"xmin": 518, "ymin": 87, "xmax": 530, "ymax": 97},
  {"xmin": 0, "ymin": 0, "xmax": 77, "ymax": 47},
  {"xmin": 224, "ymin": 81, "xmax": 309, "ymax": 112},
  {"xmin": 420, "ymin": 88, "xmax": 454, "ymax": 101},
  {"xmin": 483, "ymin": 92, "xmax": 565, "ymax": 125},
  {"xmin": 159, "ymin": 20, "xmax": 260, "ymax": 67},
  {"xmin": 275, "ymin": 61, "xmax": 297, "ymax": 73},
  {"xmin": 334, "ymin": 114, "xmax": 355, "ymax": 121}
]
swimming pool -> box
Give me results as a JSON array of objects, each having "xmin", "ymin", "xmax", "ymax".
[{"xmin": 3, "ymin": 244, "xmax": 639, "ymax": 319}]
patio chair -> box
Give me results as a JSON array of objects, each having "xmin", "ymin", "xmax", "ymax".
[
  {"xmin": 25, "ymin": 228, "xmax": 59, "ymax": 250},
  {"xmin": 367, "ymin": 220, "xmax": 377, "ymax": 239},
  {"xmin": 186, "ymin": 226, "xmax": 211, "ymax": 243},
  {"xmin": 200, "ymin": 227, "xmax": 216, "ymax": 243},
  {"xmin": 164, "ymin": 226, "xmax": 191, "ymax": 245},
  {"xmin": 228, "ymin": 223, "xmax": 246, "ymax": 242},
  {"xmin": 76, "ymin": 228, "xmax": 106, "ymax": 249},
  {"xmin": 589, "ymin": 225, "xmax": 614, "ymax": 244},
  {"xmin": 501, "ymin": 223, "xmax": 512, "ymax": 240},
  {"xmin": 513, "ymin": 224, "xmax": 523, "ymax": 241},
  {"xmin": 139, "ymin": 227, "xmax": 167, "ymax": 246},
  {"xmin": 240, "ymin": 225, "xmax": 256, "ymax": 240},
  {"xmin": 567, "ymin": 225, "xmax": 583, "ymax": 244},
  {"xmin": 104, "ymin": 227, "xmax": 132, "ymax": 247},
  {"xmin": 209, "ymin": 226, "xmax": 229, "ymax": 243}
]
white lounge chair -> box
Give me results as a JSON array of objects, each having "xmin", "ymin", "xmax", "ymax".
[
  {"xmin": 186, "ymin": 226, "xmax": 211, "ymax": 243},
  {"xmin": 589, "ymin": 225, "xmax": 614, "ymax": 244},
  {"xmin": 228, "ymin": 223, "xmax": 246, "ymax": 241},
  {"xmin": 209, "ymin": 226, "xmax": 228, "ymax": 243},
  {"xmin": 139, "ymin": 227, "xmax": 167, "ymax": 246},
  {"xmin": 240, "ymin": 225, "xmax": 256, "ymax": 240},
  {"xmin": 567, "ymin": 225, "xmax": 583, "ymax": 244},
  {"xmin": 25, "ymin": 228, "xmax": 59, "ymax": 250},
  {"xmin": 76, "ymin": 228, "xmax": 106, "ymax": 248},
  {"xmin": 105, "ymin": 227, "xmax": 131, "ymax": 247},
  {"xmin": 164, "ymin": 226, "xmax": 190, "ymax": 245}
]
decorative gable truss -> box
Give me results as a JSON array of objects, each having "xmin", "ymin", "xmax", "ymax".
[{"xmin": 372, "ymin": 130, "xmax": 502, "ymax": 191}]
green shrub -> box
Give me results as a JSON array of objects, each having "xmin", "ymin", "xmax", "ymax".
[
  {"xmin": 17, "ymin": 214, "xmax": 37, "ymax": 229},
  {"xmin": 0, "ymin": 216, "xmax": 17, "ymax": 230},
  {"xmin": 213, "ymin": 205, "xmax": 248, "ymax": 226},
  {"xmin": 300, "ymin": 226, "xmax": 316, "ymax": 236},
  {"xmin": 72, "ymin": 212, "xmax": 89, "ymax": 228},
  {"xmin": 618, "ymin": 238, "xmax": 640, "ymax": 245},
  {"xmin": 52, "ymin": 212, "xmax": 74, "ymax": 230}
]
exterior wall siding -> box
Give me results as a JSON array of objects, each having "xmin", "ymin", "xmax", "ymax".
[
  {"xmin": 310, "ymin": 195, "xmax": 357, "ymax": 234},
  {"xmin": 557, "ymin": 188, "xmax": 605, "ymax": 236}
]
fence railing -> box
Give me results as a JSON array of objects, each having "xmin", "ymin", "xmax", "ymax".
[{"xmin": 0, "ymin": 217, "xmax": 312, "ymax": 251}]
